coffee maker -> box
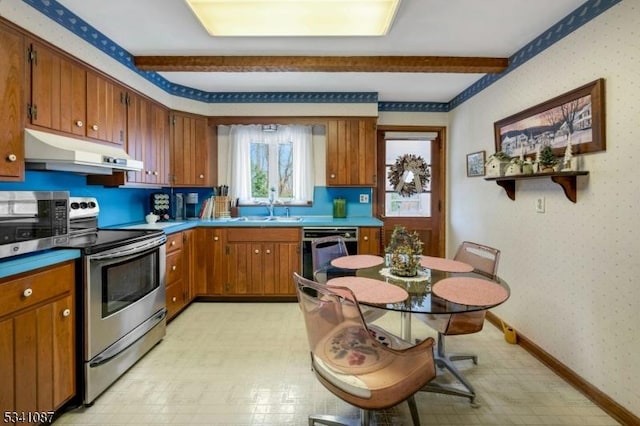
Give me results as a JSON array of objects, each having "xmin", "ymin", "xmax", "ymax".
[{"xmin": 185, "ymin": 193, "xmax": 199, "ymax": 219}]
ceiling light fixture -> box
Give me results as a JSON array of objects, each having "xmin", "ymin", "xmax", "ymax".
[{"xmin": 184, "ymin": 0, "xmax": 401, "ymax": 37}]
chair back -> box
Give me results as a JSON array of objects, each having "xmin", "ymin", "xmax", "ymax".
[
  {"xmin": 311, "ymin": 235, "xmax": 349, "ymax": 274},
  {"xmin": 454, "ymin": 241, "xmax": 500, "ymax": 278},
  {"xmin": 293, "ymin": 272, "xmax": 437, "ymax": 411}
]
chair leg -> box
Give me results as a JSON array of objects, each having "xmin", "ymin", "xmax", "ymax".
[
  {"xmin": 407, "ymin": 395, "xmax": 421, "ymax": 426},
  {"xmin": 309, "ymin": 414, "xmax": 357, "ymax": 426},
  {"xmin": 360, "ymin": 409, "xmax": 370, "ymax": 426}
]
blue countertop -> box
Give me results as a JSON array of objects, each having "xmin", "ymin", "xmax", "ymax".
[
  {"xmin": 1, "ymin": 216, "xmax": 382, "ymax": 278},
  {"xmin": 0, "ymin": 249, "xmax": 81, "ymax": 280},
  {"xmin": 112, "ymin": 216, "xmax": 383, "ymax": 234}
]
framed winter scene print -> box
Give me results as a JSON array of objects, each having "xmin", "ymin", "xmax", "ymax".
[{"xmin": 494, "ymin": 79, "xmax": 605, "ymax": 159}]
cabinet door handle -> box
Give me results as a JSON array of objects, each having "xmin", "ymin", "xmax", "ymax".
[
  {"xmin": 171, "ymin": 241, "xmax": 176, "ymax": 246},
  {"xmin": 7, "ymin": 154, "xmax": 17, "ymax": 162},
  {"xmin": 330, "ymin": 173, "xmax": 336, "ymax": 179},
  {"xmin": 172, "ymin": 265, "xmax": 177, "ymax": 271},
  {"xmin": 199, "ymin": 174, "xmax": 204, "ymax": 179},
  {"xmin": 23, "ymin": 288, "xmax": 33, "ymax": 298},
  {"xmin": 254, "ymin": 249, "xmax": 260, "ymax": 254},
  {"xmin": 214, "ymin": 236, "xmax": 219, "ymax": 241},
  {"xmin": 153, "ymin": 171, "xmax": 158, "ymax": 176},
  {"xmin": 363, "ymin": 236, "xmax": 369, "ymax": 241},
  {"xmin": 172, "ymin": 297, "xmax": 177, "ymax": 303},
  {"xmin": 62, "ymin": 309, "xmax": 71, "ymax": 317},
  {"xmin": 265, "ymin": 249, "xmax": 271, "ymax": 254},
  {"xmin": 91, "ymin": 124, "xmax": 99, "ymax": 131},
  {"xmin": 75, "ymin": 120, "xmax": 84, "ymax": 128}
]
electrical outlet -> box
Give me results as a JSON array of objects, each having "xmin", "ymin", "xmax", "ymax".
[
  {"xmin": 536, "ymin": 197, "xmax": 545, "ymax": 213},
  {"xmin": 359, "ymin": 194, "xmax": 369, "ymax": 203}
]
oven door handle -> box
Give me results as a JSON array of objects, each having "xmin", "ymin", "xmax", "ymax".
[
  {"xmin": 89, "ymin": 308, "xmax": 167, "ymax": 368},
  {"xmin": 87, "ymin": 236, "xmax": 166, "ymax": 261}
]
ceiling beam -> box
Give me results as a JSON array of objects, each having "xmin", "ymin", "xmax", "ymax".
[{"xmin": 133, "ymin": 56, "xmax": 508, "ymax": 73}]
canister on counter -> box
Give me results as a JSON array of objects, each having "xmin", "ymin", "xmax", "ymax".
[{"xmin": 332, "ymin": 197, "xmax": 346, "ymax": 218}]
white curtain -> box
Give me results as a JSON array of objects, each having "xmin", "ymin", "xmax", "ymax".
[{"xmin": 227, "ymin": 124, "xmax": 314, "ymax": 203}]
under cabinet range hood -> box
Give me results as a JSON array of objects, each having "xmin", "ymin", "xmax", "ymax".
[{"xmin": 24, "ymin": 129, "xmax": 143, "ymax": 175}]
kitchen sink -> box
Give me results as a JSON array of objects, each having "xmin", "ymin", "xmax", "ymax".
[
  {"xmin": 268, "ymin": 216, "xmax": 303, "ymax": 222},
  {"xmin": 232, "ymin": 216, "xmax": 303, "ymax": 222}
]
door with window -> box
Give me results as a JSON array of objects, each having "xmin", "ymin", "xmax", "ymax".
[{"xmin": 375, "ymin": 127, "xmax": 445, "ymax": 256}]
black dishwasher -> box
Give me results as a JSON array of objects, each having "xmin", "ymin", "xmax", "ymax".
[{"xmin": 301, "ymin": 227, "xmax": 358, "ymax": 280}]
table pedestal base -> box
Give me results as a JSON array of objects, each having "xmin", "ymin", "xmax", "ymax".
[{"xmin": 420, "ymin": 333, "xmax": 480, "ymax": 407}]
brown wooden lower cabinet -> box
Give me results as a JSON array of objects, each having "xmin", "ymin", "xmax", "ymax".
[
  {"xmin": 186, "ymin": 227, "xmax": 300, "ymax": 298},
  {"xmin": 359, "ymin": 226, "xmax": 381, "ymax": 255},
  {"xmin": 0, "ymin": 261, "xmax": 75, "ymax": 423}
]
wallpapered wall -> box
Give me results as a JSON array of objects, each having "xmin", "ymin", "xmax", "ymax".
[{"xmin": 448, "ymin": 1, "xmax": 639, "ymax": 415}]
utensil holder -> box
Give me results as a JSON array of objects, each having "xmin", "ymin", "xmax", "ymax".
[{"xmin": 214, "ymin": 196, "xmax": 230, "ymax": 218}]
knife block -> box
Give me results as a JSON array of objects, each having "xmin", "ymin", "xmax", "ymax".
[{"xmin": 214, "ymin": 196, "xmax": 230, "ymax": 218}]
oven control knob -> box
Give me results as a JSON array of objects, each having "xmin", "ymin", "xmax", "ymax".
[
  {"xmin": 88, "ymin": 201, "xmax": 97, "ymax": 208},
  {"xmin": 23, "ymin": 288, "xmax": 33, "ymax": 298},
  {"xmin": 62, "ymin": 309, "xmax": 71, "ymax": 317},
  {"xmin": 71, "ymin": 202, "xmax": 80, "ymax": 209}
]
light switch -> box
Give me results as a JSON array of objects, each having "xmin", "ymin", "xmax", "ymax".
[{"xmin": 536, "ymin": 197, "xmax": 545, "ymax": 213}]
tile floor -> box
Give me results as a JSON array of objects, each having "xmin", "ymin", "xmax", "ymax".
[{"xmin": 56, "ymin": 302, "xmax": 620, "ymax": 425}]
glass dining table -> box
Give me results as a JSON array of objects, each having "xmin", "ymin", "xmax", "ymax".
[{"xmin": 317, "ymin": 254, "xmax": 511, "ymax": 406}]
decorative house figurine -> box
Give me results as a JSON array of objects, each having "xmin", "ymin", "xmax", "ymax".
[
  {"xmin": 485, "ymin": 151, "xmax": 511, "ymax": 177},
  {"xmin": 385, "ymin": 225, "xmax": 423, "ymax": 277}
]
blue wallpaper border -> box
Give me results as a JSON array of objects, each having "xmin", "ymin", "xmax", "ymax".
[{"xmin": 22, "ymin": 0, "xmax": 622, "ymax": 111}]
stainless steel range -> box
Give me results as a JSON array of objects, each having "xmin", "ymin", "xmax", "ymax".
[{"xmin": 62, "ymin": 197, "xmax": 167, "ymax": 405}]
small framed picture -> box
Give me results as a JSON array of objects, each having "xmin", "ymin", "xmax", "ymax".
[{"xmin": 466, "ymin": 151, "xmax": 486, "ymax": 177}]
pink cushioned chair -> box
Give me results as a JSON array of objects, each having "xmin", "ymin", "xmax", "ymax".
[
  {"xmin": 294, "ymin": 272, "xmax": 436, "ymax": 426},
  {"xmin": 311, "ymin": 235, "xmax": 350, "ymax": 282},
  {"xmin": 417, "ymin": 241, "xmax": 500, "ymax": 405}
]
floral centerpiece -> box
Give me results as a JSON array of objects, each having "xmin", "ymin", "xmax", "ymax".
[{"xmin": 385, "ymin": 225, "xmax": 423, "ymax": 277}]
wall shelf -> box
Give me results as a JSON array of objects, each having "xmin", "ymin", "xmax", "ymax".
[{"xmin": 485, "ymin": 171, "xmax": 589, "ymax": 203}]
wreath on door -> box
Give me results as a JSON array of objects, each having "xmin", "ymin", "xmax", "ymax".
[{"xmin": 388, "ymin": 154, "xmax": 430, "ymax": 197}]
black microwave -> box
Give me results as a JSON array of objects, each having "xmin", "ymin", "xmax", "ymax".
[{"xmin": 0, "ymin": 191, "xmax": 70, "ymax": 259}]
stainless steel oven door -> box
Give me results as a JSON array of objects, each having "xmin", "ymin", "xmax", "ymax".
[{"xmin": 84, "ymin": 235, "xmax": 166, "ymax": 361}]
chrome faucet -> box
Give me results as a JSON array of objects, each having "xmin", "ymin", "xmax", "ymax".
[{"xmin": 266, "ymin": 187, "xmax": 276, "ymax": 217}]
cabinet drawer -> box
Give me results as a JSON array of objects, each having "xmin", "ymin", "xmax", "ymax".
[
  {"xmin": 166, "ymin": 281, "xmax": 185, "ymax": 320},
  {"xmin": 0, "ymin": 262, "xmax": 74, "ymax": 319},
  {"xmin": 227, "ymin": 227, "xmax": 300, "ymax": 243},
  {"xmin": 166, "ymin": 250, "xmax": 184, "ymax": 285},
  {"xmin": 166, "ymin": 232, "xmax": 183, "ymax": 253}
]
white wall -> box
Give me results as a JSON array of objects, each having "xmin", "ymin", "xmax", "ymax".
[{"xmin": 448, "ymin": 1, "xmax": 639, "ymax": 416}]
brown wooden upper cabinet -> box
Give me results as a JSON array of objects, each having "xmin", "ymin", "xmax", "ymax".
[
  {"xmin": 170, "ymin": 111, "xmax": 211, "ymax": 187},
  {"xmin": 27, "ymin": 39, "xmax": 86, "ymax": 137},
  {"xmin": 85, "ymin": 70, "xmax": 126, "ymax": 145},
  {"xmin": 326, "ymin": 118, "xmax": 377, "ymax": 186},
  {"xmin": 0, "ymin": 21, "xmax": 24, "ymax": 181},
  {"xmin": 27, "ymin": 39, "xmax": 126, "ymax": 146},
  {"xmin": 126, "ymin": 93, "xmax": 170, "ymax": 185}
]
